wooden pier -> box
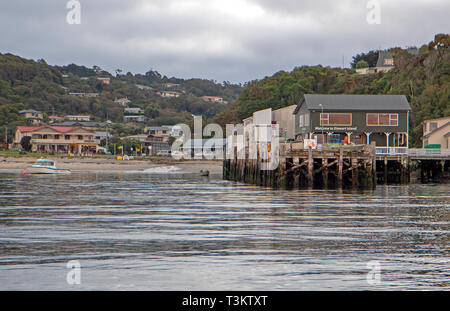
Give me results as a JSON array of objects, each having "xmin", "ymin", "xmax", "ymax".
[{"xmin": 223, "ymin": 143, "xmax": 384, "ymax": 189}]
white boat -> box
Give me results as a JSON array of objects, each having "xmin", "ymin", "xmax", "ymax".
[{"xmin": 28, "ymin": 159, "xmax": 71, "ymax": 174}]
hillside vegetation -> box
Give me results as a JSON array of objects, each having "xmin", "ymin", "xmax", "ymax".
[
  {"xmin": 214, "ymin": 34, "xmax": 450, "ymax": 147},
  {"xmin": 0, "ymin": 55, "xmax": 243, "ymax": 140}
]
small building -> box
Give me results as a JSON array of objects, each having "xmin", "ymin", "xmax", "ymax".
[
  {"xmin": 69, "ymin": 92, "xmax": 99, "ymax": 98},
  {"xmin": 124, "ymin": 107, "xmax": 145, "ymax": 123},
  {"xmin": 201, "ymin": 96, "xmax": 227, "ymax": 104},
  {"xmin": 157, "ymin": 91, "xmax": 181, "ymax": 98},
  {"xmin": 293, "ymin": 94, "xmax": 411, "ymax": 153},
  {"xmin": 124, "ymin": 107, "xmax": 144, "ymax": 115},
  {"xmin": 164, "ymin": 83, "xmax": 180, "ymax": 88},
  {"xmin": 422, "ymin": 116, "xmax": 450, "ymax": 148},
  {"xmin": 375, "ymin": 50, "xmax": 395, "ymax": 73},
  {"xmin": 13, "ymin": 126, "xmax": 100, "ymax": 154},
  {"xmin": 19, "ymin": 110, "xmax": 44, "ymax": 125},
  {"xmin": 144, "ymin": 126, "xmax": 173, "ymax": 141},
  {"xmin": 243, "ymin": 105, "xmax": 297, "ymax": 148},
  {"xmin": 66, "ymin": 115, "xmax": 91, "ymax": 122},
  {"xmin": 49, "ymin": 115, "xmax": 64, "ymax": 124},
  {"xmin": 114, "ymin": 97, "xmax": 131, "ymax": 106},
  {"xmin": 97, "ymin": 77, "xmax": 110, "ymax": 84}
]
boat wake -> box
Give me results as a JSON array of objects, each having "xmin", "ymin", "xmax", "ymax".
[{"xmin": 142, "ymin": 166, "xmax": 181, "ymax": 174}]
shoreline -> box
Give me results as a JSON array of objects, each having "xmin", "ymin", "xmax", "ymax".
[{"xmin": 0, "ymin": 156, "xmax": 223, "ymax": 174}]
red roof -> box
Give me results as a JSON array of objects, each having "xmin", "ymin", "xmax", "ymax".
[
  {"xmin": 17, "ymin": 126, "xmax": 83, "ymax": 133},
  {"xmin": 17, "ymin": 126, "xmax": 44, "ymax": 132}
]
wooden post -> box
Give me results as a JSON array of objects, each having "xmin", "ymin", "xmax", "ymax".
[
  {"xmin": 293, "ymin": 157, "xmax": 300, "ymax": 189},
  {"xmin": 307, "ymin": 148, "xmax": 313, "ymax": 186},
  {"xmin": 384, "ymin": 157, "xmax": 388, "ymax": 184},
  {"xmin": 352, "ymin": 158, "xmax": 358, "ymax": 187},
  {"xmin": 337, "ymin": 148, "xmax": 343, "ymax": 187},
  {"xmin": 322, "ymin": 158, "xmax": 328, "ymax": 188}
]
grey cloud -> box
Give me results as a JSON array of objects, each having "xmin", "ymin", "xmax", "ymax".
[{"xmin": 0, "ymin": 0, "xmax": 449, "ymax": 83}]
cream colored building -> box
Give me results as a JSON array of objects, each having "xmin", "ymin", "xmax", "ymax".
[
  {"xmin": 14, "ymin": 126, "xmax": 100, "ymax": 154},
  {"xmin": 19, "ymin": 110, "xmax": 44, "ymax": 125},
  {"xmin": 66, "ymin": 115, "xmax": 91, "ymax": 121},
  {"xmin": 422, "ymin": 116, "xmax": 450, "ymax": 148}
]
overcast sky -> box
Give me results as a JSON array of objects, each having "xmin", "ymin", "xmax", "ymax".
[{"xmin": 0, "ymin": 0, "xmax": 449, "ymax": 83}]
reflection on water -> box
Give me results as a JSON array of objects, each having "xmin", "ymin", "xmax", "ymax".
[{"xmin": 0, "ymin": 171, "xmax": 449, "ymax": 290}]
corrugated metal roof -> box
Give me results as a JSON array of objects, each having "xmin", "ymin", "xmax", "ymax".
[{"xmin": 294, "ymin": 94, "xmax": 411, "ymax": 113}]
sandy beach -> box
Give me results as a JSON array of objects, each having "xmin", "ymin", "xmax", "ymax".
[{"xmin": 0, "ymin": 156, "xmax": 223, "ymax": 174}]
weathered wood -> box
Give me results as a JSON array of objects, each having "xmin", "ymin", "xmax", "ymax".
[
  {"xmin": 307, "ymin": 148, "xmax": 313, "ymax": 185},
  {"xmin": 224, "ymin": 143, "xmax": 378, "ymax": 189}
]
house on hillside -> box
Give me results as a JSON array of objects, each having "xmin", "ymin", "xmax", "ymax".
[
  {"xmin": 356, "ymin": 50, "xmax": 395, "ymax": 75},
  {"xmin": 49, "ymin": 115, "xmax": 64, "ymax": 124},
  {"xmin": 13, "ymin": 125, "xmax": 100, "ymax": 154},
  {"xmin": 19, "ymin": 110, "xmax": 44, "ymax": 125},
  {"xmin": 292, "ymin": 94, "xmax": 411, "ymax": 154},
  {"xmin": 201, "ymin": 96, "xmax": 227, "ymax": 104},
  {"xmin": 375, "ymin": 50, "xmax": 395, "ymax": 73},
  {"xmin": 123, "ymin": 107, "xmax": 145, "ymax": 123},
  {"xmin": 114, "ymin": 97, "xmax": 131, "ymax": 107},
  {"xmin": 156, "ymin": 91, "xmax": 181, "ymax": 98},
  {"xmin": 66, "ymin": 115, "xmax": 91, "ymax": 122},
  {"xmin": 144, "ymin": 126, "xmax": 173, "ymax": 141},
  {"xmin": 97, "ymin": 77, "xmax": 110, "ymax": 84},
  {"xmin": 422, "ymin": 116, "xmax": 450, "ymax": 148}
]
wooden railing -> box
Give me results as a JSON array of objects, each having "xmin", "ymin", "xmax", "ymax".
[
  {"xmin": 408, "ymin": 148, "xmax": 450, "ymax": 159},
  {"xmin": 376, "ymin": 147, "xmax": 408, "ymax": 155}
]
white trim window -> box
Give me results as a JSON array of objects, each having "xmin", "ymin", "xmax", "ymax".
[
  {"xmin": 367, "ymin": 113, "xmax": 399, "ymax": 126},
  {"xmin": 320, "ymin": 113, "xmax": 352, "ymax": 126},
  {"xmin": 299, "ymin": 115, "xmax": 304, "ymax": 127}
]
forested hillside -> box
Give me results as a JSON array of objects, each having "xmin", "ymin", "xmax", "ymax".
[
  {"xmin": 0, "ymin": 55, "xmax": 243, "ymax": 141},
  {"xmin": 214, "ymin": 34, "xmax": 449, "ymax": 147}
]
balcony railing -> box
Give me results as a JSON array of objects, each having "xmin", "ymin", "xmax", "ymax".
[
  {"xmin": 408, "ymin": 148, "xmax": 450, "ymax": 158},
  {"xmin": 375, "ymin": 147, "xmax": 408, "ymax": 155}
]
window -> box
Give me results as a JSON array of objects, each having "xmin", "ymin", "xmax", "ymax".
[
  {"xmin": 429, "ymin": 122, "xmax": 437, "ymax": 131},
  {"xmin": 299, "ymin": 115, "xmax": 304, "ymax": 127},
  {"xmin": 65, "ymin": 135, "xmax": 71, "ymax": 140},
  {"xmin": 367, "ymin": 113, "xmax": 398, "ymax": 126},
  {"xmin": 320, "ymin": 113, "xmax": 351, "ymax": 126}
]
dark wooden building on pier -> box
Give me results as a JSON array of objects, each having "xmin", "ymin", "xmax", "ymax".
[{"xmin": 293, "ymin": 95, "xmax": 411, "ymax": 152}]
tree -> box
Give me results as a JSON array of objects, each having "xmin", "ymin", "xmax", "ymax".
[
  {"xmin": 20, "ymin": 136, "xmax": 32, "ymax": 152},
  {"xmin": 356, "ymin": 60, "xmax": 369, "ymax": 69},
  {"xmin": 351, "ymin": 50, "xmax": 379, "ymax": 69}
]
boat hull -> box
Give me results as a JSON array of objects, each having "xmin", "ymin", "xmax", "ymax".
[{"xmin": 28, "ymin": 166, "xmax": 71, "ymax": 174}]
